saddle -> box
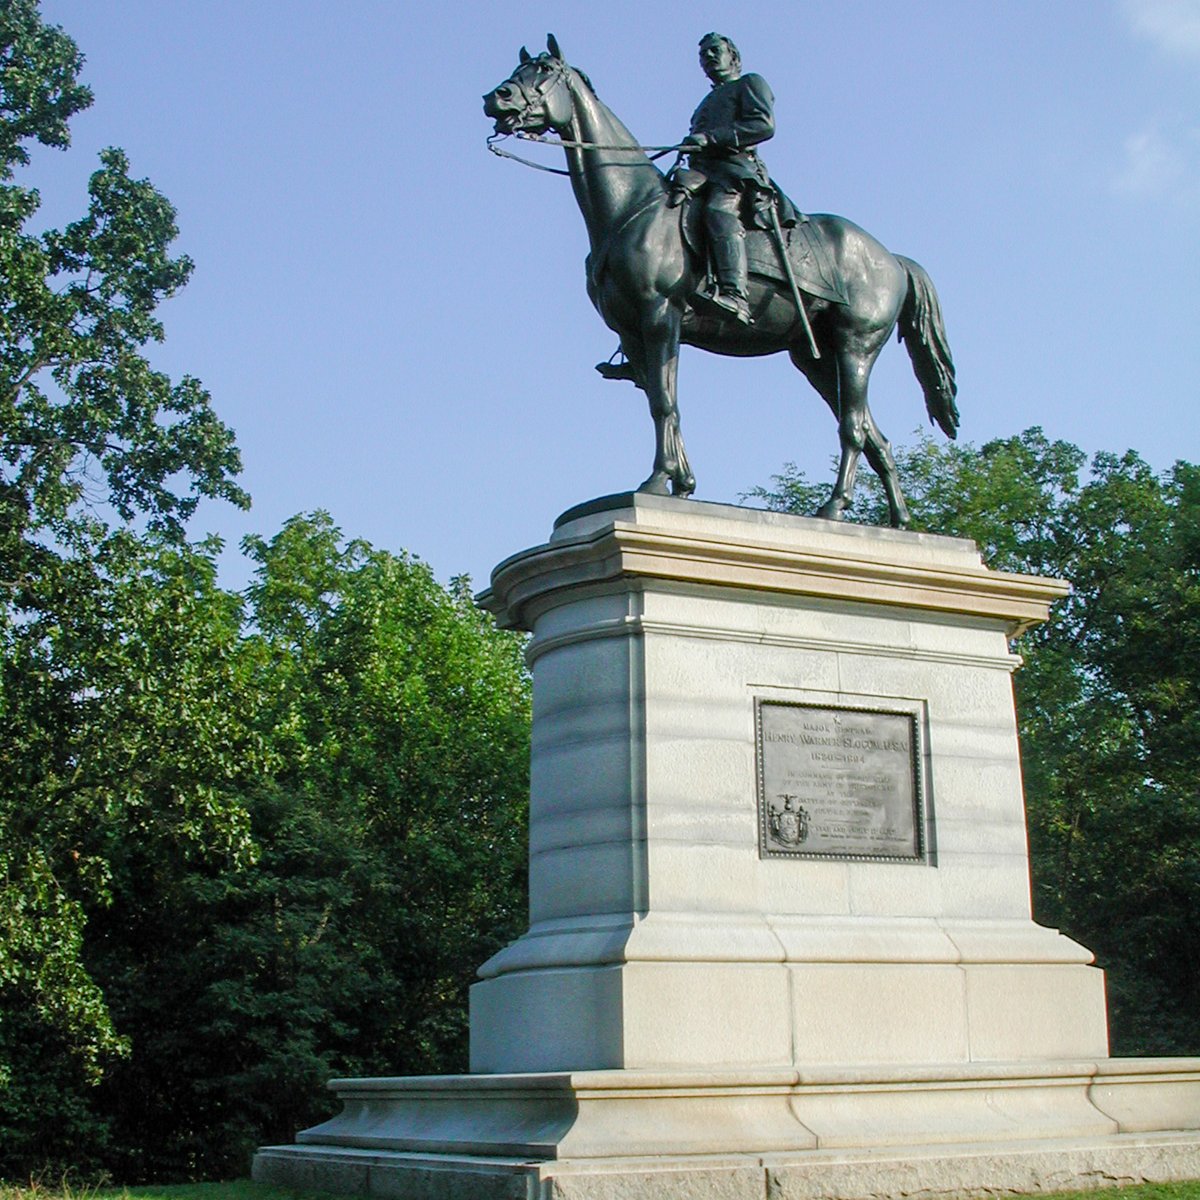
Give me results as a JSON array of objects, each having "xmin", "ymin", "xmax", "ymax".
[{"xmin": 674, "ymin": 178, "xmax": 850, "ymax": 308}]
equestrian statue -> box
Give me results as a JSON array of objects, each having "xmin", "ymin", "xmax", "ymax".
[{"xmin": 483, "ymin": 34, "xmax": 959, "ymax": 527}]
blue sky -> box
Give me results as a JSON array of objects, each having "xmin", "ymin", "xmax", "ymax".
[{"xmin": 32, "ymin": 1, "xmax": 1200, "ymax": 588}]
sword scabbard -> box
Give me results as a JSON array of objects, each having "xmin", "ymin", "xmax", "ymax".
[{"xmin": 769, "ymin": 206, "xmax": 820, "ymax": 360}]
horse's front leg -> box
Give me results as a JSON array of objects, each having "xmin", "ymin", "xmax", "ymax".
[{"xmin": 631, "ymin": 304, "xmax": 694, "ymax": 498}]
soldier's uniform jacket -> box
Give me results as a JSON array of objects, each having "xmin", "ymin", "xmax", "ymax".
[{"xmin": 687, "ymin": 72, "xmax": 776, "ymax": 190}]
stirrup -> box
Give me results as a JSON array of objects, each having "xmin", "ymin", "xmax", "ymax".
[
  {"xmin": 596, "ymin": 359, "xmax": 639, "ymax": 383},
  {"xmin": 694, "ymin": 286, "xmax": 752, "ymax": 326}
]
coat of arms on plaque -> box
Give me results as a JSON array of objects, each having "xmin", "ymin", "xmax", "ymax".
[{"xmin": 767, "ymin": 794, "xmax": 809, "ymax": 847}]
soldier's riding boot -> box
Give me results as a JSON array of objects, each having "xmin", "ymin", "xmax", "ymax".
[
  {"xmin": 707, "ymin": 232, "xmax": 752, "ymax": 324},
  {"xmin": 696, "ymin": 189, "xmax": 752, "ymax": 324}
]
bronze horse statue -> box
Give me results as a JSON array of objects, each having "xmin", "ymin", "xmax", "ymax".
[{"xmin": 484, "ymin": 37, "xmax": 958, "ymax": 526}]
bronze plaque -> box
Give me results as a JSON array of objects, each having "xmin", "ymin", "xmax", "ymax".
[{"xmin": 756, "ymin": 701, "xmax": 924, "ymax": 862}]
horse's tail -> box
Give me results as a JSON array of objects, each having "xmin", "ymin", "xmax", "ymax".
[{"xmin": 896, "ymin": 256, "xmax": 958, "ymax": 440}]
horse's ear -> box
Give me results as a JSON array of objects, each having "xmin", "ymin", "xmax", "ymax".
[
  {"xmin": 547, "ymin": 33, "xmax": 562, "ymax": 60},
  {"xmin": 519, "ymin": 45, "xmax": 531, "ymax": 64}
]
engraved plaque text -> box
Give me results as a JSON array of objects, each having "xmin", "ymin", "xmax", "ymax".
[{"xmin": 757, "ymin": 701, "xmax": 923, "ymax": 862}]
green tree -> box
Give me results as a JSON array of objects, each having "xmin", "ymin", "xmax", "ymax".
[
  {"xmin": 0, "ymin": 6, "xmax": 533, "ymax": 1182},
  {"xmin": 85, "ymin": 515, "xmax": 530, "ymax": 1181},
  {"xmin": 0, "ymin": 2, "xmax": 246, "ymax": 576},
  {"xmin": 241, "ymin": 514, "xmax": 531, "ymax": 1080},
  {"xmin": 751, "ymin": 431, "xmax": 1200, "ymax": 1054},
  {"xmin": 0, "ymin": 2, "xmax": 249, "ymax": 1173},
  {"xmin": 0, "ymin": 532, "xmax": 267, "ymax": 1177}
]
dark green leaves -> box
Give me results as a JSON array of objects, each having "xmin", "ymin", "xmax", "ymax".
[
  {"xmin": 0, "ymin": 13, "xmax": 531, "ymax": 1181},
  {"xmin": 1, "ymin": 144, "xmax": 248, "ymax": 553},
  {"xmin": 83, "ymin": 516, "xmax": 531, "ymax": 1181}
]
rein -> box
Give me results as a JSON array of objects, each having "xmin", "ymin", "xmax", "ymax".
[{"xmin": 488, "ymin": 131, "xmax": 685, "ymax": 177}]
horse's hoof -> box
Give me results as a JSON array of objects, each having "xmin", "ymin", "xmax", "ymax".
[
  {"xmin": 636, "ymin": 471, "xmax": 671, "ymax": 496},
  {"xmin": 671, "ymin": 474, "xmax": 696, "ymax": 499},
  {"xmin": 815, "ymin": 501, "xmax": 843, "ymax": 521}
]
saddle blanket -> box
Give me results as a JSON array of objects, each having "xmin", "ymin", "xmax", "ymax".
[
  {"xmin": 677, "ymin": 200, "xmax": 849, "ymax": 307},
  {"xmin": 744, "ymin": 219, "xmax": 849, "ymax": 306}
]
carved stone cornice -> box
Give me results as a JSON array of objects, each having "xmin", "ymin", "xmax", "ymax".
[{"xmin": 479, "ymin": 499, "xmax": 1069, "ymax": 637}]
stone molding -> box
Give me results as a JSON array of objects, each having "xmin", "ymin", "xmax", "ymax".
[
  {"xmin": 524, "ymin": 611, "xmax": 1024, "ymax": 671},
  {"xmin": 481, "ymin": 505, "xmax": 1069, "ymax": 636},
  {"xmin": 476, "ymin": 913, "xmax": 1096, "ymax": 978}
]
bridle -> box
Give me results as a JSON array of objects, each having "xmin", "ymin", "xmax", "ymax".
[
  {"xmin": 487, "ymin": 58, "xmax": 686, "ymax": 177},
  {"xmin": 493, "ymin": 57, "xmax": 572, "ymax": 135}
]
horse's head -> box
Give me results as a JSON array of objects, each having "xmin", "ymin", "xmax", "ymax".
[{"xmin": 483, "ymin": 34, "xmax": 574, "ymax": 136}]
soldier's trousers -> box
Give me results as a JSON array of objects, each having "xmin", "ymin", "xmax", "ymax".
[
  {"xmin": 703, "ymin": 184, "xmax": 743, "ymax": 242},
  {"xmin": 703, "ymin": 185, "xmax": 748, "ymax": 298}
]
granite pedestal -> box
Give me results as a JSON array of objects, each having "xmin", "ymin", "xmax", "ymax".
[{"xmin": 254, "ymin": 496, "xmax": 1200, "ymax": 1198}]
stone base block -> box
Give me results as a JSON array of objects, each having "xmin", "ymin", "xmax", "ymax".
[
  {"xmin": 469, "ymin": 933, "xmax": 1109, "ymax": 1072},
  {"xmin": 252, "ymin": 1059, "xmax": 1200, "ymax": 1197},
  {"xmin": 254, "ymin": 1132, "xmax": 1200, "ymax": 1200}
]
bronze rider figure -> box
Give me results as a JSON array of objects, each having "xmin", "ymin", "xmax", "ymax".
[
  {"xmin": 681, "ymin": 32, "xmax": 782, "ymax": 325},
  {"xmin": 596, "ymin": 33, "xmax": 790, "ymax": 381}
]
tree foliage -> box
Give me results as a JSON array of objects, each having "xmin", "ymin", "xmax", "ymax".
[
  {"xmin": 0, "ymin": 1, "xmax": 246, "ymax": 580},
  {"xmin": 0, "ymin": 533, "xmax": 264, "ymax": 1175},
  {"xmin": 86, "ymin": 516, "xmax": 529, "ymax": 1181},
  {"xmin": 751, "ymin": 430, "xmax": 1200, "ymax": 1053},
  {"xmin": 0, "ymin": 1, "xmax": 249, "ymax": 1165},
  {"xmin": 0, "ymin": 515, "xmax": 530, "ymax": 1182}
]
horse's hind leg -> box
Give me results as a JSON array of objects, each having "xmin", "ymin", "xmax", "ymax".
[
  {"xmin": 789, "ymin": 346, "xmax": 849, "ymax": 518},
  {"xmin": 789, "ymin": 347, "xmax": 865, "ymax": 521},
  {"xmin": 862, "ymin": 410, "xmax": 910, "ymax": 527},
  {"xmin": 791, "ymin": 344, "xmax": 908, "ymax": 526}
]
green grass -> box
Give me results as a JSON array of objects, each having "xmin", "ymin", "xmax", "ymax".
[
  {"xmin": 0, "ymin": 1180, "xmax": 1197, "ymax": 1200},
  {"xmin": 1041, "ymin": 1190, "xmax": 1200, "ymax": 1200},
  {"xmin": 0, "ymin": 1185, "xmax": 314, "ymax": 1200}
]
